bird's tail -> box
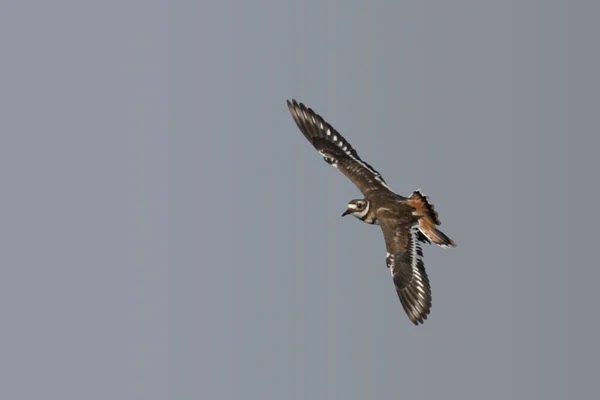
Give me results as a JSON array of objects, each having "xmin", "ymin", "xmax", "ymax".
[{"xmin": 408, "ymin": 190, "xmax": 456, "ymax": 248}]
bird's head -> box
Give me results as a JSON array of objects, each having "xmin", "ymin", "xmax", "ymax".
[{"xmin": 342, "ymin": 199, "xmax": 370, "ymax": 220}]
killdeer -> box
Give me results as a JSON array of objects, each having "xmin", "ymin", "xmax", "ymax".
[{"xmin": 287, "ymin": 99, "xmax": 456, "ymax": 325}]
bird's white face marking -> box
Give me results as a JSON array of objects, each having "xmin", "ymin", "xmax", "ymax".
[{"xmin": 345, "ymin": 200, "xmax": 371, "ymax": 221}]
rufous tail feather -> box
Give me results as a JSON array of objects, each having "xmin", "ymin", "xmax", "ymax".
[{"xmin": 408, "ymin": 190, "xmax": 456, "ymax": 248}]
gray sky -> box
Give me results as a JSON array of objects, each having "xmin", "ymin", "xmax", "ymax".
[{"xmin": 2, "ymin": 0, "xmax": 599, "ymax": 399}]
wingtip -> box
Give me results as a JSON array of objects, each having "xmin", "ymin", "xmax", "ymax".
[
  {"xmin": 409, "ymin": 314, "xmax": 428, "ymax": 326},
  {"xmin": 287, "ymin": 100, "xmax": 304, "ymax": 121},
  {"xmin": 286, "ymin": 99, "xmax": 300, "ymax": 107},
  {"xmin": 399, "ymin": 292, "xmax": 431, "ymax": 326}
]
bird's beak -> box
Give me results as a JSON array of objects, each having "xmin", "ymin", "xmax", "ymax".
[{"xmin": 341, "ymin": 209, "xmax": 351, "ymax": 217}]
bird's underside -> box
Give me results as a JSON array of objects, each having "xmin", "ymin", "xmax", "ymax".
[{"xmin": 286, "ymin": 99, "xmax": 456, "ymax": 325}]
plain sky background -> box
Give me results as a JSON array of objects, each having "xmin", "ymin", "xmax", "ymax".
[{"xmin": 2, "ymin": 0, "xmax": 599, "ymax": 399}]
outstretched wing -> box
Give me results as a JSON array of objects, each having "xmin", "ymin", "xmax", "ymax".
[
  {"xmin": 286, "ymin": 99, "xmax": 390, "ymax": 196},
  {"xmin": 379, "ymin": 215, "xmax": 432, "ymax": 325}
]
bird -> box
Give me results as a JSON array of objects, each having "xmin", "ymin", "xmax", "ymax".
[{"xmin": 286, "ymin": 99, "xmax": 456, "ymax": 325}]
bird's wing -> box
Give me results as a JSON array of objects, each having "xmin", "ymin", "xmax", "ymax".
[
  {"xmin": 287, "ymin": 99, "xmax": 391, "ymax": 196},
  {"xmin": 379, "ymin": 212, "xmax": 432, "ymax": 325}
]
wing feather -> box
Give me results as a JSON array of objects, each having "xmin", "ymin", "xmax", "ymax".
[
  {"xmin": 381, "ymin": 219, "xmax": 432, "ymax": 325},
  {"xmin": 287, "ymin": 99, "xmax": 390, "ymax": 195}
]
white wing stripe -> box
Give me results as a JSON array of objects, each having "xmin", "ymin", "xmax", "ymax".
[
  {"xmin": 291, "ymin": 100, "xmax": 391, "ymax": 190},
  {"xmin": 409, "ymin": 225, "xmax": 426, "ymax": 294}
]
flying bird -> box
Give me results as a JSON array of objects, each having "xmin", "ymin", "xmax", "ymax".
[{"xmin": 286, "ymin": 99, "xmax": 456, "ymax": 325}]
